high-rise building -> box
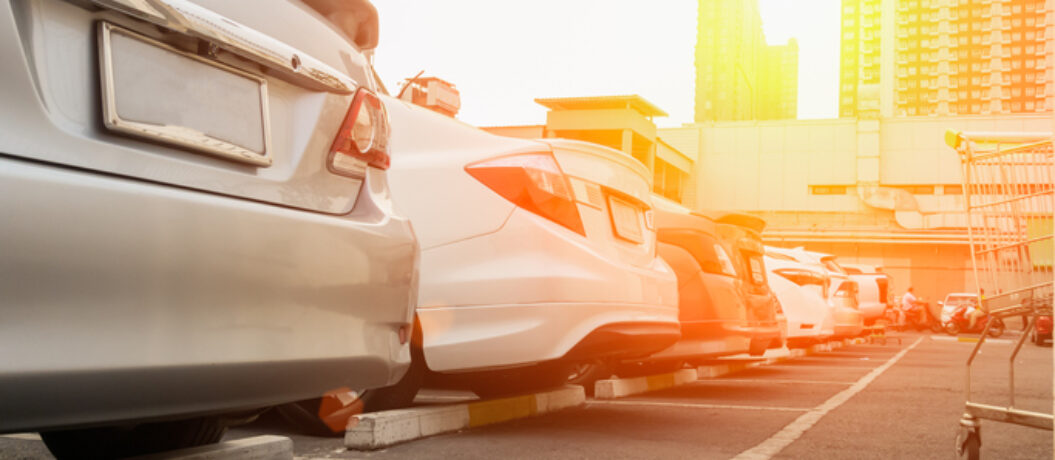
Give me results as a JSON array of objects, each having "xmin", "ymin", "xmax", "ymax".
[
  {"xmin": 695, "ymin": 0, "xmax": 799, "ymax": 122},
  {"xmin": 759, "ymin": 39, "xmax": 800, "ymax": 120},
  {"xmin": 839, "ymin": 0, "xmax": 883, "ymax": 117},
  {"xmin": 840, "ymin": 0, "xmax": 1054, "ymax": 118}
]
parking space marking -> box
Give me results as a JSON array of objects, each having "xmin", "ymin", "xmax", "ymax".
[
  {"xmin": 703, "ymin": 378, "xmax": 855, "ymax": 385},
  {"xmin": 931, "ymin": 335, "xmax": 1013, "ymax": 344},
  {"xmin": 731, "ymin": 337, "xmax": 923, "ymax": 460},
  {"xmin": 586, "ymin": 400, "xmax": 809, "ymax": 413},
  {"xmin": 759, "ymin": 363, "xmax": 879, "ymax": 370}
]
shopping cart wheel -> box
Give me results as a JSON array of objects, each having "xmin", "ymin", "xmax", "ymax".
[{"xmin": 956, "ymin": 425, "xmax": 981, "ymax": 460}]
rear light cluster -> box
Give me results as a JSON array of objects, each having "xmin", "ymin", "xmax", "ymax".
[
  {"xmin": 329, "ymin": 88, "xmax": 390, "ymax": 176},
  {"xmin": 465, "ymin": 152, "xmax": 585, "ymax": 235}
]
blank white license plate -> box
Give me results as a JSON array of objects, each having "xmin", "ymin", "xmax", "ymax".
[
  {"xmin": 98, "ymin": 22, "xmax": 272, "ymax": 166},
  {"xmin": 608, "ymin": 196, "xmax": 644, "ymax": 243}
]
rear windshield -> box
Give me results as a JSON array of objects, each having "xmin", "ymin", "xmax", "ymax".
[
  {"xmin": 775, "ymin": 269, "xmax": 826, "ymax": 289},
  {"xmin": 945, "ymin": 295, "xmax": 977, "ymax": 306},
  {"xmin": 743, "ymin": 251, "xmax": 767, "ymax": 286},
  {"xmin": 822, "ymin": 257, "xmax": 847, "ymax": 275},
  {"xmin": 658, "ymin": 229, "xmax": 737, "ymax": 277}
]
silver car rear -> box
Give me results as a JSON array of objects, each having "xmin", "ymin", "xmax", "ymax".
[{"xmin": 0, "ymin": 0, "xmax": 417, "ymax": 438}]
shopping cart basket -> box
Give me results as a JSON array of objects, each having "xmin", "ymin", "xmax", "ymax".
[{"xmin": 945, "ymin": 130, "xmax": 1053, "ymax": 459}]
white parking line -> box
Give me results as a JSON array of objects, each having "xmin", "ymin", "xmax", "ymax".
[
  {"xmin": 586, "ymin": 400, "xmax": 809, "ymax": 413},
  {"xmin": 700, "ymin": 378, "xmax": 855, "ymax": 386},
  {"xmin": 732, "ymin": 336, "xmax": 924, "ymax": 460},
  {"xmin": 760, "ymin": 364, "xmax": 879, "ymax": 369}
]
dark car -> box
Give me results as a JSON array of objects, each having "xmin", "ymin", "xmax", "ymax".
[{"xmin": 707, "ymin": 211, "xmax": 785, "ymax": 355}]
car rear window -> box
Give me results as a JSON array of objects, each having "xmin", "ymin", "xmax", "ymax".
[
  {"xmin": 658, "ymin": 229, "xmax": 737, "ymax": 277},
  {"xmin": 744, "ymin": 252, "xmax": 767, "ymax": 286}
]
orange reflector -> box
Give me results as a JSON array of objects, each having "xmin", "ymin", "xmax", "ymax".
[{"xmin": 317, "ymin": 387, "xmax": 365, "ymax": 433}]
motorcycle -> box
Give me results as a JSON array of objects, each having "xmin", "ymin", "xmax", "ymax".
[
  {"xmin": 943, "ymin": 305, "xmax": 1005, "ymax": 337},
  {"xmin": 902, "ymin": 300, "xmax": 943, "ymax": 333},
  {"xmin": 1031, "ymin": 314, "xmax": 1052, "ymax": 346}
]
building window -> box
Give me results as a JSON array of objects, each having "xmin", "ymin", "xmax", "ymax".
[
  {"xmin": 810, "ymin": 185, "xmax": 848, "ymax": 195},
  {"xmin": 901, "ymin": 185, "xmax": 935, "ymax": 194}
]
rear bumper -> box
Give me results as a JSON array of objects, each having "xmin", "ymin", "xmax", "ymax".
[
  {"xmin": 858, "ymin": 301, "xmax": 885, "ymax": 321},
  {"xmin": 834, "ymin": 324, "xmax": 865, "ymax": 338},
  {"xmin": 741, "ymin": 322, "xmax": 784, "ymax": 350},
  {"xmin": 563, "ymin": 322, "xmax": 682, "ymax": 361},
  {"xmin": 417, "ymin": 301, "xmax": 680, "ymax": 372},
  {"xmin": 832, "ymin": 306, "xmax": 864, "ymax": 338},
  {"xmin": 415, "ymin": 208, "xmax": 679, "ymax": 372},
  {"xmin": 0, "ymin": 157, "xmax": 418, "ymax": 432},
  {"xmin": 635, "ymin": 320, "xmax": 753, "ymax": 361},
  {"xmin": 1036, "ymin": 316, "xmax": 1053, "ymax": 335}
]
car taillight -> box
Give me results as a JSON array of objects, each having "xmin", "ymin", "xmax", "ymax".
[
  {"xmin": 328, "ymin": 88, "xmax": 390, "ymax": 176},
  {"xmin": 465, "ymin": 152, "xmax": 585, "ymax": 235}
]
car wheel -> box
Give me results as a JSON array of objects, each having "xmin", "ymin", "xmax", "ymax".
[
  {"xmin": 565, "ymin": 360, "xmax": 612, "ymax": 397},
  {"xmin": 944, "ymin": 322, "xmax": 961, "ymax": 336},
  {"xmin": 987, "ymin": 319, "xmax": 1005, "ymax": 338},
  {"xmin": 748, "ymin": 338, "xmax": 769, "ymax": 356},
  {"xmin": 41, "ymin": 416, "xmax": 226, "ymax": 459},
  {"xmin": 470, "ymin": 361, "xmax": 575, "ymax": 399}
]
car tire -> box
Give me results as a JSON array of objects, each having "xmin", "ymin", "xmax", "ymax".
[
  {"xmin": 944, "ymin": 322, "xmax": 961, "ymax": 336},
  {"xmin": 748, "ymin": 338, "xmax": 769, "ymax": 356},
  {"xmin": 987, "ymin": 319, "xmax": 1005, "ymax": 338},
  {"xmin": 41, "ymin": 416, "xmax": 226, "ymax": 459},
  {"xmin": 470, "ymin": 361, "xmax": 575, "ymax": 400}
]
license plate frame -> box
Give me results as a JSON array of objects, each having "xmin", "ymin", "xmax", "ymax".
[
  {"xmin": 608, "ymin": 195, "xmax": 644, "ymax": 244},
  {"xmin": 98, "ymin": 22, "xmax": 272, "ymax": 166}
]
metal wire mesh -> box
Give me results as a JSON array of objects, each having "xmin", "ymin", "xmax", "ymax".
[{"xmin": 952, "ymin": 132, "xmax": 1053, "ymax": 313}]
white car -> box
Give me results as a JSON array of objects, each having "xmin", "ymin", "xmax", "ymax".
[
  {"xmin": 765, "ymin": 247, "xmax": 864, "ymax": 338},
  {"xmin": 841, "ymin": 263, "xmax": 893, "ymax": 324},
  {"xmin": 940, "ymin": 293, "xmax": 979, "ymax": 324},
  {"xmin": 0, "ymin": 0, "xmax": 418, "ymax": 457},
  {"xmin": 765, "ymin": 256, "xmax": 835, "ymax": 348},
  {"xmin": 379, "ymin": 96, "xmax": 679, "ymax": 399}
]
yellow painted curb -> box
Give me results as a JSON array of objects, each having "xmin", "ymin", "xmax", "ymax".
[
  {"xmin": 467, "ymin": 394, "xmax": 537, "ymax": 428},
  {"xmin": 346, "ymin": 385, "xmax": 584, "ymax": 450}
]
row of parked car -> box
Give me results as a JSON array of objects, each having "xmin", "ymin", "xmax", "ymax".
[{"xmin": 0, "ymin": 0, "xmax": 888, "ymax": 457}]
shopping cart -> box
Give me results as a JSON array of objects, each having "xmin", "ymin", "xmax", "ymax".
[{"xmin": 945, "ymin": 130, "xmax": 1053, "ymax": 459}]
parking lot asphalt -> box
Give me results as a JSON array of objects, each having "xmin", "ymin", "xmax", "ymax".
[{"xmin": 2, "ymin": 331, "xmax": 1050, "ymax": 459}]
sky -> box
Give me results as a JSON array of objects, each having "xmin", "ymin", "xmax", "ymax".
[{"xmin": 371, "ymin": 1, "xmax": 841, "ymax": 128}]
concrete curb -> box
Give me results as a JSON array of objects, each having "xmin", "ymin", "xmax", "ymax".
[
  {"xmin": 130, "ymin": 435, "xmax": 292, "ymax": 460},
  {"xmin": 696, "ymin": 361, "xmax": 757, "ymax": 378},
  {"xmin": 594, "ymin": 368, "xmax": 698, "ymax": 399},
  {"xmin": 345, "ymin": 385, "xmax": 585, "ymax": 450}
]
